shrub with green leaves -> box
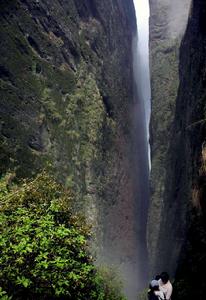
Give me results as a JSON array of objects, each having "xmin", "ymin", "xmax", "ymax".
[{"xmin": 0, "ymin": 173, "xmax": 125, "ymax": 299}]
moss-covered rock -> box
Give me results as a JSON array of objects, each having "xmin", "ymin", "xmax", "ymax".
[
  {"xmin": 0, "ymin": 0, "xmax": 141, "ymax": 296},
  {"xmin": 148, "ymin": 0, "xmax": 191, "ymax": 276}
]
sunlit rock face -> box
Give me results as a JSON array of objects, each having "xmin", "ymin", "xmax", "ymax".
[
  {"xmin": 148, "ymin": 0, "xmax": 191, "ymax": 276},
  {"xmin": 0, "ymin": 1, "xmax": 147, "ymax": 298}
]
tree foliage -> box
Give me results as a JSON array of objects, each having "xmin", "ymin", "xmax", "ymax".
[{"xmin": 0, "ymin": 173, "xmax": 126, "ymax": 300}]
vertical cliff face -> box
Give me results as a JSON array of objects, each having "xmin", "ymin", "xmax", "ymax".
[
  {"xmin": 148, "ymin": 0, "xmax": 191, "ymax": 275},
  {"xmin": 164, "ymin": 1, "xmax": 206, "ymax": 298},
  {"xmin": 149, "ymin": 0, "xmax": 206, "ymax": 296},
  {"xmin": 0, "ymin": 0, "xmax": 147, "ymax": 297},
  {"xmin": 0, "ymin": 0, "xmax": 135, "ymax": 187}
]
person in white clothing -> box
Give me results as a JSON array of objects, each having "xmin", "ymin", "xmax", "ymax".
[
  {"xmin": 148, "ymin": 280, "xmax": 165, "ymax": 300},
  {"xmin": 158, "ymin": 272, "xmax": 173, "ymax": 300}
]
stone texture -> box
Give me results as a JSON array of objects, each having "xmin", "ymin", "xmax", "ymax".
[
  {"xmin": 162, "ymin": 1, "xmax": 206, "ymax": 298},
  {"xmin": 0, "ymin": 0, "xmax": 147, "ymax": 298},
  {"xmin": 149, "ymin": 1, "xmax": 206, "ymax": 297},
  {"xmin": 148, "ymin": 0, "xmax": 191, "ymax": 276}
]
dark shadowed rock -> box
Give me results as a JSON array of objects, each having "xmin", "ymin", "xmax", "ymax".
[{"xmin": 149, "ymin": 0, "xmax": 206, "ymax": 298}]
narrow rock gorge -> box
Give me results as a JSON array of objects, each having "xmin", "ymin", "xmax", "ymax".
[{"xmin": 1, "ymin": 0, "xmax": 206, "ymax": 299}]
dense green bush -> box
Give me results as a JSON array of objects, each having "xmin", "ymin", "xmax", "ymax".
[{"xmin": 0, "ymin": 173, "xmax": 126, "ymax": 300}]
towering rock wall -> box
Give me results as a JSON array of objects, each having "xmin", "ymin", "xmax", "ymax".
[
  {"xmin": 0, "ymin": 0, "xmax": 135, "ymax": 186},
  {"xmin": 162, "ymin": 1, "xmax": 206, "ymax": 298},
  {"xmin": 0, "ymin": 0, "xmax": 146, "ymax": 297},
  {"xmin": 149, "ymin": 1, "xmax": 206, "ymax": 297},
  {"xmin": 148, "ymin": 0, "xmax": 191, "ymax": 275}
]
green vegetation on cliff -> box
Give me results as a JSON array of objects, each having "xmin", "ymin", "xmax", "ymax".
[
  {"xmin": 0, "ymin": 173, "xmax": 126, "ymax": 300},
  {"xmin": 0, "ymin": 0, "xmax": 141, "ymax": 297},
  {"xmin": 0, "ymin": 0, "xmax": 135, "ymax": 219}
]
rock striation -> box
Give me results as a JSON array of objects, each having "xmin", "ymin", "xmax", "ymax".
[
  {"xmin": 165, "ymin": 1, "xmax": 206, "ymax": 298},
  {"xmin": 0, "ymin": 0, "xmax": 147, "ymax": 298},
  {"xmin": 149, "ymin": 0, "xmax": 206, "ymax": 297},
  {"xmin": 148, "ymin": 0, "xmax": 191, "ymax": 275}
]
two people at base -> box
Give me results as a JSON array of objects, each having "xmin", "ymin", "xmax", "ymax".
[{"xmin": 148, "ymin": 272, "xmax": 173, "ymax": 300}]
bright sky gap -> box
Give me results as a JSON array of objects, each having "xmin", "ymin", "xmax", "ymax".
[{"xmin": 133, "ymin": 0, "xmax": 151, "ymax": 167}]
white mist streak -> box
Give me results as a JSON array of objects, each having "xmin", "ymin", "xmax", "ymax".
[{"xmin": 133, "ymin": 0, "xmax": 151, "ymax": 166}]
